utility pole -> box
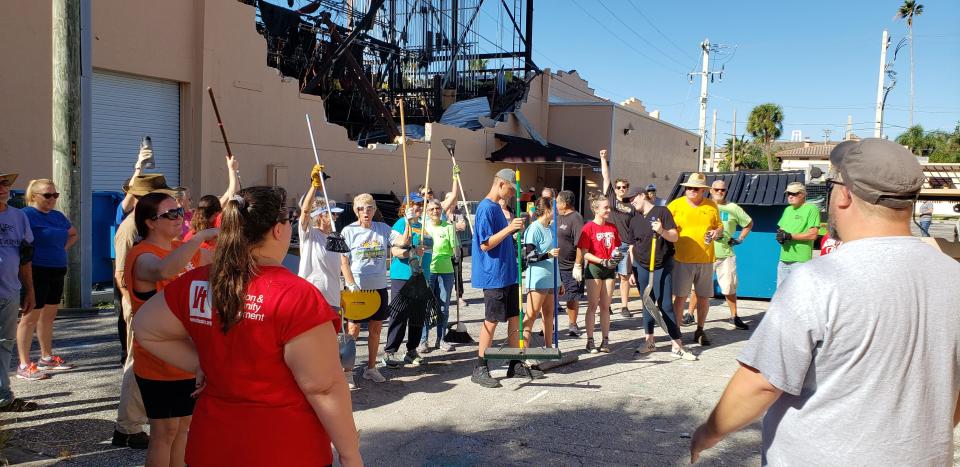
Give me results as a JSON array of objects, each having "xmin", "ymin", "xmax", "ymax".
[
  {"xmin": 875, "ymin": 29, "xmax": 890, "ymax": 139},
  {"xmin": 822, "ymin": 128, "xmax": 832, "ymax": 144},
  {"xmin": 846, "ymin": 115, "xmax": 853, "ymax": 140},
  {"xmin": 731, "ymin": 108, "xmax": 737, "ymax": 172},
  {"xmin": 710, "ymin": 109, "xmax": 717, "ymax": 172},
  {"xmin": 690, "ymin": 39, "xmax": 722, "ymax": 172},
  {"xmin": 52, "ymin": 0, "xmax": 84, "ymax": 308}
]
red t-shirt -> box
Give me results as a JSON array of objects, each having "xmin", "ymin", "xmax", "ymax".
[
  {"xmin": 577, "ymin": 221, "xmax": 621, "ymax": 259},
  {"xmin": 163, "ymin": 265, "xmax": 341, "ymax": 467}
]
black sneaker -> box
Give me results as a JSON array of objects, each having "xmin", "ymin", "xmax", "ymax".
[
  {"xmin": 619, "ymin": 307, "xmax": 632, "ymax": 318},
  {"xmin": 112, "ymin": 430, "xmax": 150, "ymax": 449},
  {"xmin": 567, "ymin": 324, "xmax": 580, "ymax": 337},
  {"xmin": 732, "ymin": 316, "xmax": 750, "ymax": 330},
  {"xmin": 506, "ymin": 361, "xmax": 545, "ymax": 379},
  {"xmin": 682, "ymin": 313, "xmax": 695, "ymax": 326},
  {"xmin": 694, "ymin": 329, "xmax": 711, "ymax": 346},
  {"xmin": 471, "ymin": 364, "xmax": 501, "ymax": 388}
]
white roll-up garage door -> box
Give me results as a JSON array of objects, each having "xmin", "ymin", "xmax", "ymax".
[{"xmin": 92, "ymin": 70, "xmax": 180, "ymax": 191}]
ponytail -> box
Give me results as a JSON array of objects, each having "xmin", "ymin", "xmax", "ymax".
[{"xmin": 210, "ymin": 186, "xmax": 287, "ymax": 333}]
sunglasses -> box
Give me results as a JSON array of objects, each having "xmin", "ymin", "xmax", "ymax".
[
  {"xmin": 422, "ymin": 190, "xmax": 434, "ymax": 196},
  {"xmin": 685, "ymin": 187, "xmax": 705, "ymax": 191},
  {"xmin": 40, "ymin": 192, "xmax": 61, "ymax": 199},
  {"xmin": 277, "ymin": 207, "xmax": 292, "ymax": 224},
  {"xmin": 615, "ymin": 185, "xmax": 629, "ymax": 190},
  {"xmin": 152, "ymin": 207, "xmax": 184, "ymax": 221},
  {"xmin": 712, "ymin": 188, "xmax": 726, "ymax": 193}
]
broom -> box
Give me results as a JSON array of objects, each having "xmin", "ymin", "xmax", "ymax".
[
  {"xmin": 207, "ymin": 87, "xmax": 242, "ymax": 188},
  {"xmin": 305, "ymin": 114, "xmax": 349, "ymax": 253},
  {"xmin": 439, "ymin": 138, "xmax": 473, "ymax": 342}
]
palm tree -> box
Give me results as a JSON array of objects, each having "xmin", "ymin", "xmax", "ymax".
[
  {"xmin": 896, "ymin": 0, "xmax": 924, "ymax": 127},
  {"xmin": 895, "ymin": 124, "xmax": 927, "ymax": 156},
  {"xmin": 746, "ymin": 103, "xmax": 784, "ymax": 170}
]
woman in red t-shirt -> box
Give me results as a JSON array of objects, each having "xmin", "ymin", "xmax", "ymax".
[
  {"xmin": 125, "ymin": 192, "xmax": 217, "ymax": 467},
  {"xmin": 132, "ymin": 186, "xmax": 362, "ymax": 467},
  {"xmin": 576, "ymin": 194, "xmax": 621, "ymax": 354}
]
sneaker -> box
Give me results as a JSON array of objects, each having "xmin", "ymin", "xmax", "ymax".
[
  {"xmin": 471, "ymin": 364, "xmax": 501, "ymax": 388},
  {"xmin": 671, "ymin": 347, "xmax": 699, "ymax": 361},
  {"xmin": 620, "ymin": 307, "xmax": 632, "ymax": 318},
  {"xmin": 567, "ymin": 324, "xmax": 580, "ymax": 337},
  {"xmin": 506, "ymin": 361, "xmax": 545, "ymax": 379},
  {"xmin": 404, "ymin": 351, "xmax": 424, "ymax": 366},
  {"xmin": 0, "ymin": 398, "xmax": 39, "ymax": 412},
  {"xmin": 598, "ymin": 337, "xmax": 611, "ymax": 353},
  {"xmin": 379, "ymin": 352, "xmax": 402, "ymax": 368},
  {"xmin": 16, "ymin": 363, "xmax": 49, "ymax": 381},
  {"xmin": 345, "ymin": 371, "xmax": 357, "ymax": 389},
  {"xmin": 417, "ymin": 343, "xmax": 432, "ymax": 355},
  {"xmin": 585, "ymin": 337, "xmax": 597, "ymax": 354},
  {"xmin": 635, "ymin": 341, "xmax": 656, "ymax": 354},
  {"xmin": 731, "ymin": 316, "xmax": 750, "ymax": 330},
  {"xmin": 37, "ymin": 355, "xmax": 74, "ymax": 371},
  {"xmin": 362, "ymin": 367, "xmax": 386, "ymax": 383},
  {"xmin": 440, "ymin": 342, "xmax": 456, "ymax": 352},
  {"xmin": 682, "ymin": 313, "xmax": 695, "ymax": 326},
  {"xmin": 112, "ymin": 430, "xmax": 149, "ymax": 449},
  {"xmin": 694, "ymin": 329, "xmax": 711, "ymax": 346}
]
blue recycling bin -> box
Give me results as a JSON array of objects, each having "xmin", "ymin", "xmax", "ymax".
[
  {"xmin": 670, "ymin": 171, "xmax": 808, "ymax": 300},
  {"xmin": 93, "ymin": 191, "xmax": 125, "ymax": 285}
]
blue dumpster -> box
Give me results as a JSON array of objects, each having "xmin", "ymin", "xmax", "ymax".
[
  {"xmin": 669, "ymin": 170, "xmax": 807, "ymax": 299},
  {"xmin": 94, "ymin": 191, "xmax": 125, "ymax": 285}
]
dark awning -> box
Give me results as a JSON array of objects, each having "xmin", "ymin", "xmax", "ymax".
[
  {"xmin": 489, "ymin": 134, "xmax": 600, "ymax": 168},
  {"xmin": 669, "ymin": 171, "xmax": 807, "ymax": 206}
]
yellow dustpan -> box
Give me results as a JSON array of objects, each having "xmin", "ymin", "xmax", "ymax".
[{"xmin": 341, "ymin": 290, "xmax": 381, "ymax": 321}]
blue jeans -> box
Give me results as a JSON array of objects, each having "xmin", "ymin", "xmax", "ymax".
[
  {"xmin": 919, "ymin": 219, "xmax": 932, "ymax": 237},
  {"xmin": 632, "ymin": 259, "xmax": 681, "ymax": 340},
  {"xmin": 777, "ymin": 261, "xmax": 801, "ymax": 289},
  {"xmin": 0, "ymin": 296, "xmax": 19, "ymax": 406},
  {"xmin": 424, "ymin": 273, "xmax": 454, "ymax": 345}
]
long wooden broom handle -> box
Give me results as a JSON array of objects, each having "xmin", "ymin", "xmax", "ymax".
[
  {"xmin": 207, "ymin": 87, "xmax": 232, "ymax": 158},
  {"xmin": 305, "ymin": 114, "xmax": 339, "ymax": 233},
  {"xmin": 399, "ymin": 100, "xmax": 410, "ymax": 203}
]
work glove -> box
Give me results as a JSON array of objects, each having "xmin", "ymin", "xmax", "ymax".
[
  {"xmin": 600, "ymin": 258, "xmax": 617, "ymax": 269},
  {"xmin": 610, "ymin": 249, "xmax": 624, "ymax": 263},
  {"xmin": 728, "ymin": 237, "xmax": 742, "ymax": 247},
  {"xmin": 572, "ymin": 264, "xmax": 583, "ymax": 282},
  {"xmin": 135, "ymin": 148, "xmax": 153, "ymax": 169},
  {"xmin": 452, "ymin": 164, "xmax": 462, "ymax": 178},
  {"xmin": 775, "ymin": 229, "xmax": 792, "ymax": 245},
  {"xmin": 310, "ymin": 164, "xmax": 323, "ymax": 188},
  {"xmin": 346, "ymin": 282, "xmax": 361, "ymax": 292},
  {"xmin": 405, "ymin": 207, "xmax": 418, "ymax": 221}
]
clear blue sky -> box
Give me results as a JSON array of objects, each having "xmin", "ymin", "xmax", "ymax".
[{"xmin": 531, "ymin": 0, "xmax": 960, "ymax": 142}]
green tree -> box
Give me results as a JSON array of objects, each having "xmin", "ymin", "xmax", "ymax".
[
  {"xmin": 746, "ymin": 103, "xmax": 784, "ymax": 170},
  {"xmin": 716, "ymin": 137, "xmax": 771, "ymax": 171},
  {"xmin": 896, "ymin": 124, "xmax": 930, "ymax": 156},
  {"xmin": 895, "ymin": 0, "xmax": 924, "ymax": 127},
  {"xmin": 928, "ymin": 122, "xmax": 960, "ymax": 163}
]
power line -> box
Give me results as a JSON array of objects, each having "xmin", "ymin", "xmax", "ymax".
[
  {"xmin": 626, "ymin": 0, "xmax": 696, "ymax": 61},
  {"xmin": 568, "ymin": 0, "xmax": 686, "ymax": 75},
  {"xmin": 595, "ymin": 0, "xmax": 692, "ymax": 70}
]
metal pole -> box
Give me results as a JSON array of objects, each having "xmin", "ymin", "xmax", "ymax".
[
  {"xmin": 731, "ymin": 109, "xmax": 737, "ymax": 172},
  {"xmin": 52, "ymin": 0, "xmax": 84, "ymax": 308},
  {"xmin": 560, "ymin": 162, "xmax": 565, "ymax": 191},
  {"xmin": 875, "ymin": 29, "xmax": 889, "ymax": 139},
  {"xmin": 696, "ymin": 38, "xmax": 710, "ymax": 172},
  {"xmin": 710, "ymin": 109, "xmax": 717, "ymax": 172}
]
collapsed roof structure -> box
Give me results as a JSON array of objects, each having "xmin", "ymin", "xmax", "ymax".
[{"xmin": 249, "ymin": 0, "xmax": 536, "ymax": 145}]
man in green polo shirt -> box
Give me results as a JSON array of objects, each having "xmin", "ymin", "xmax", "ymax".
[{"xmin": 776, "ymin": 182, "xmax": 821, "ymax": 287}]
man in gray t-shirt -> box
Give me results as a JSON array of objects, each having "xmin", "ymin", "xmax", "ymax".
[{"xmin": 691, "ymin": 138, "xmax": 960, "ymax": 466}]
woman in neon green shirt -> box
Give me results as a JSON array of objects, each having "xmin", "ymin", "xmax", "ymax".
[{"xmin": 423, "ymin": 200, "xmax": 460, "ymax": 351}]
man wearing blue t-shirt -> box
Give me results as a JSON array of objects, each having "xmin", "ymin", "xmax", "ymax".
[{"xmin": 471, "ymin": 169, "xmax": 539, "ymax": 388}]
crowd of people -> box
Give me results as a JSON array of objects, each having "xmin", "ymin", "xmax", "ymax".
[{"xmin": 0, "ymin": 136, "xmax": 958, "ymax": 466}]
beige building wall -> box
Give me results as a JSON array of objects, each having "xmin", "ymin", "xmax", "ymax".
[{"xmin": 612, "ymin": 105, "xmax": 699, "ymax": 195}]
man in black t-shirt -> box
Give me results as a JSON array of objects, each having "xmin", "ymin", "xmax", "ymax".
[
  {"xmin": 599, "ymin": 149, "xmax": 636, "ymax": 318},
  {"xmin": 626, "ymin": 191, "xmax": 697, "ymax": 361},
  {"xmin": 555, "ymin": 190, "xmax": 584, "ymax": 337}
]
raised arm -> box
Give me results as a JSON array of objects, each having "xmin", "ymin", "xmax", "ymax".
[
  {"xmin": 599, "ymin": 149, "xmax": 611, "ymax": 195},
  {"xmin": 218, "ymin": 156, "xmax": 240, "ymax": 207},
  {"xmin": 134, "ymin": 230, "xmax": 218, "ymax": 283},
  {"xmin": 441, "ymin": 165, "xmax": 461, "ymax": 212},
  {"xmin": 120, "ymin": 147, "xmax": 152, "ymax": 214}
]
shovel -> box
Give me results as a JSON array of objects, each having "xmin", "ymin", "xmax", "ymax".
[
  {"xmin": 337, "ymin": 313, "xmax": 356, "ymax": 370},
  {"xmin": 641, "ymin": 234, "xmax": 671, "ymax": 335}
]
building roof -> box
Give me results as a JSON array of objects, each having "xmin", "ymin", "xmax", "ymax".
[
  {"xmin": 489, "ymin": 134, "xmax": 600, "ymax": 167},
  {"xmin": 669, "ymin": 170, "xmax": 806, "ymax": 206},
  {"xmin": 775, "ymin": 143, "xmax": 837, "ymax": 159}
]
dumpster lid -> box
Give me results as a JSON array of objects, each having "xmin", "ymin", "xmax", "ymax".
[{"xmin": 669, "ymin": 170, "xmax": 806, "ymax": 206}]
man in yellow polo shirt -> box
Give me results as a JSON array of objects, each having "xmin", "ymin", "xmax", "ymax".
[{"xmin": 668, "ymin": 173, "xmax": 724, "ymax": 346}]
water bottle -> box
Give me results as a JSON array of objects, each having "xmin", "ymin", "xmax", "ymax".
[
  {"xmin": 140, "ymin": 136, "xmax": 155, "ymax": 169},
  {"xmin": 704, "ymin": 231, "xmax": 713, "ymax": 245}
]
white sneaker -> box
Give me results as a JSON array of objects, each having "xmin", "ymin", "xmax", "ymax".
[
  {"xmin": 671, "ymin": 347, "xmax": 698, "ymax": 361},
  {"xmin": 345, "ymin": 371, "xmax": 357, "ymax": 389},
  {"xmin": 362, "ymin": 367, "xmax": 386, "ymax": 383}
]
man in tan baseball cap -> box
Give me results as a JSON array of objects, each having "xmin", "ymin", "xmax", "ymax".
[{"xmin": 774, "ymin": 180, "xmax": 820, "ymax": 287}]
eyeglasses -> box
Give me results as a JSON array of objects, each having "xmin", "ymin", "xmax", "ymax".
[
  {"xmin": 40, "ymin": 192, "xmax": 61, "ymax": 199},
  {"xmin": 615, "ymin": 185, "xmax": 629, "ymax": 190},
  {"xmin": 786, "ymin": 192, "xmax": 804, "ymax": 197},
  {"xmin": 152, "ymin": 207, "xmax": 184, "ymax": 221},
  {"xmin": 711, "ymin": 188, "xmax": 727, "ymax": 193},
  {"xmin": 422, "ymin": 190, "xmax": 434, "ymax": 196},
  {"xmin": 277, "ymin": 207, "xmax": 292, "ymax": 224},
  {"xmin": 824, "ymin": 179, "xmax": 844, "ymax": 207}
]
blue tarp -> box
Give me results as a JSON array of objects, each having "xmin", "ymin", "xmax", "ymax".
[{"xmin": 439, "ymin": 97, "xmax": 490, "ymax": 130}]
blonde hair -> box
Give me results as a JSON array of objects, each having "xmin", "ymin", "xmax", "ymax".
[
  {"xmin": 353, "ymin": 193, "xmax": 376, "ymax": 210},
  {"xmin": 26, "ymin": 179, "xmax": 55, "ymax": 207},
  {"xmin": 588, "ymin": 191, "xmax": 607, "ymax": 213}
]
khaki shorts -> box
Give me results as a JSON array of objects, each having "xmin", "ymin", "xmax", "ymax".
[
  {"xmin": 714, "ymin": 256, "xmax": 738, "ymax": 295},
  {"xmin": 673, "ymin": 262, "xmax": 713, "ymax": 298}
]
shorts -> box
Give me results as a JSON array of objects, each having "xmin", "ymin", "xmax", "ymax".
[
  {"xmin": 135, "ymin": 376, "xmax": 196, "ymax": 419},
  {"xmin": 559, "ymin": 269, "xmax": 584, "ymax": 302},
  {"xmin": 672, "ymin": 262, "xmax": 713, "ymax": 298},
  {"xmin": 615, "ymin": 245, "xmax": 631, "ymax": 275},
  {"xmin": 349, "ymin": 287, "xmax": 389, "ymax": 323},
  {"xmin": 585, "ymin": 263, "xmax": 617, "ymax": 281},
  {"xmin": 714, "ymin": 256, "xmax": 738, "ymax": 295},
  {"xmin": 32, "ymin": 266, "xmax": 67, "ymax": 306},
  {"xmin": 483, "ymin": 284, "xmax": 520, "ymax": 323}
]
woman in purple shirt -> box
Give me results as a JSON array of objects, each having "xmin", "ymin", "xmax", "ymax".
[{"xmin": 16, "ymin": 179, "xmax": 77, "ymax": 380}]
